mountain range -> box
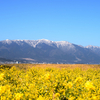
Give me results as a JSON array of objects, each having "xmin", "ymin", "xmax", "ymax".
[{"xmin": 0, "ymin": 39, "xmax": 100, "ymax": 64}]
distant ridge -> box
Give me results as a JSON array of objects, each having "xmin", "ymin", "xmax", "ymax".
[{"xmin": 0, "ymin": 39, "xmax": 100, "ymax": 64}]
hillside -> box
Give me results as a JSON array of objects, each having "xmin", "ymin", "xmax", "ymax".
[{"xmin": 0, "ymin": 39, "xmax": 100, "ymax": 64}]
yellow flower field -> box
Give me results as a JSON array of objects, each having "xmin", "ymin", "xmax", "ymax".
[{"xmin": 0, "ymin": 64, "xmax": 100, "ymax": 100}]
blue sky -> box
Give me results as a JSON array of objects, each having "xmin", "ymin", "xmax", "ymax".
[{"xmin": 0, "ymin": 0, "xmax": 100, "ymax": 46}]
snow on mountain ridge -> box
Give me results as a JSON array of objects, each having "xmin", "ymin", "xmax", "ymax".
[
  {"xmin": 1, "ymin": 39, "xmax": 75, "ymax": 49},
  {"xmin": 2, "ymin": 39, "xmax": 12, "ymax": 44},
  {"xmin": 23, "ymin": 40, "xmax": 37, "ymax": 47},
  {"xmin": 2, "ymin": 39, "xmax": 100, "ymax": 49},
  {"xmin": 37, "ymin": 39, "xmax": 54, "ymax": 45},
  {"xmin": 85, "ymin": 45, "xmax": 100, "ymax": 49},
  {"xmin": 0, "ymin": 39, "xmax": 88, "ymax": 50},
  {"xmin": 23, "ymin": 39, "xmax": 54, "ymax": 47},
  {"xmin": 55, "ymin": 41, "xmax": 73, "ymax": 47}
]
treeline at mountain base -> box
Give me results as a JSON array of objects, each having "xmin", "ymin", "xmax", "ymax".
[{"xmin": 0, "ymin": 64, "xmax": 100, "ymax": 100}]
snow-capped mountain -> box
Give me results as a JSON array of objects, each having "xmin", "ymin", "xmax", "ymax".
[
  {"xmin": 0, "ymin": 39, "xmax": 100, "ymax": 64},
  {"xmin": 2, "ymin": 39, "xmax": 73, "ymax": 48},
  {"xmin": 85, "ymin": 45, "xmax": 100, "ymax": 56}
]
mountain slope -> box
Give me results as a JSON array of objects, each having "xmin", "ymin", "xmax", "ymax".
[
  {"xmin": 0, "ymin": 39, "xmax": 100, "ymax": 64},
  {"xmin": 85, "ymin": 45, "xmax": 100, "ymax": 56}
]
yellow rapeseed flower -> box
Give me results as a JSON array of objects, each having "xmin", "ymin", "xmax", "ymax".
[
  {"xmin": 74, "ymin": 76, "xmax": 82, "ymax": 83},
  {"xmin": 37, "ymin": 95, "xmax": 44, "ymax": 100},
  {"xmin": 85, "ymin": 81, "xmax": 95, "ymax": 90},
  {"xmin": 68, "ymin": 96, "xmax": 75, "ymax": 100},
  {"xmin": 0, "ymin": 86, "xmax": 6, "ymax": 95},
  {"xmin": 55, "ymin": 93, "xmax": 60, "ymax": 98},
  {"xmin": 1, "ymin": 65, "xmax": 100, "ymax": 99},
  {"xmin": 0, "ymin": 65, "xmax": 3, "ymax": 68},
  {"xmin": 92, "ymin": 95, "xmax": 97, "ymax": 100},
  {"xmin": 1, "ymin": 96, "xmax": 6, "ymax": 100},
  {"xmin": 0, "ymin": 73, "xmax": 4, "ymax": 81},
  {"xmin": 67, "ymin": 82, "xmax": 73, "ymax": 88},
  {"xmin": 45, "ymin": 73, "xmax": 51, "ymax": 80},
  {"xmin": 15, "ymin": 93, "xmax": 23, "ymax": 100}
]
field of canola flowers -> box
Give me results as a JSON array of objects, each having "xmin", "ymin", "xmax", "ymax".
[{"xmin": 0, "ymin": 64, "xmax": 100, "ymax": 100}]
